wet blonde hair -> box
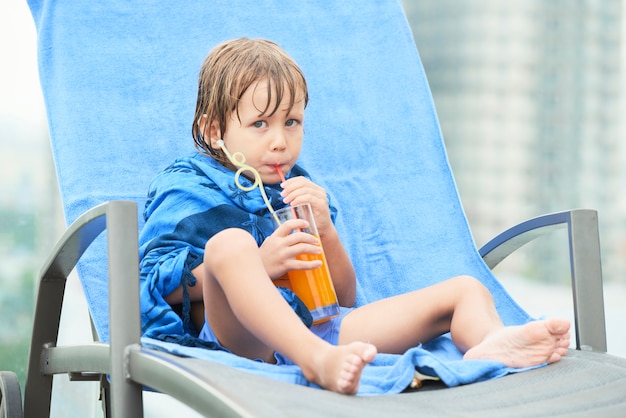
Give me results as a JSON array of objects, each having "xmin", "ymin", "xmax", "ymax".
[{"xmin": 192, "ymin": 37, "xmax": 309, "ymax": 165}]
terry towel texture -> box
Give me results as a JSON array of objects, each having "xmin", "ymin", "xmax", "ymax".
[{"xmin": 29, "ymin": 0, "xmax": 536, "ymax": 394}]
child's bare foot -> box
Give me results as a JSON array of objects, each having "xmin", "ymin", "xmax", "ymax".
[
  {"xmin": 303, "ymin": 342, "xmax": 377, "ymax": 394},
  {"xmin": 463, "ymin": 318, "xmax": 571, "ymax": 368}
]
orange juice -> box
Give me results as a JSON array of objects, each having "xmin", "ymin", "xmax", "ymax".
[
  {"xmin": 274, "ymin": 203, "xmax": 340, "ymax": 325},
  {"xmin": 287, "ymin": 244, "xmax": 340, "ymax": 324}
]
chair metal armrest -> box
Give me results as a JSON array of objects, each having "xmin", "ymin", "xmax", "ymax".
[
  {"xmin": 25, "ymin": 200, "xmax": 143, "ymax": 418},
  {"xmin": 478, "ymin": 209, "xmax": 607, "ymax": 352}
]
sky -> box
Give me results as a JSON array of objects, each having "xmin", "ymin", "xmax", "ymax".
[
  {"xmin": 0, "ymin": 2, "xmax": 52, "ymax": 215},
  {"xmin": 0, "ymin": 1, "xmax": 45, "ymax": 139}
]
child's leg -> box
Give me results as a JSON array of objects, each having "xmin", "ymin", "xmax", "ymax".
[
  {"xmin": 201, "ymin": 228, "xmax": 377, "ymax": 394},
  {"xmin": 338, "ymin": 276, "xmax": 570, "ymax": 368}
]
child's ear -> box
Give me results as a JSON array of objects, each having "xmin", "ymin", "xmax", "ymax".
[
  {"xmin": 208, "ymin": 120, "xmax": 222, "ymax": 148},
  {"xmin": 198, "ymin": 114, "xmax": 221, "ymax": 148}
]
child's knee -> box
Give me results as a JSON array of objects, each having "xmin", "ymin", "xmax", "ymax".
[
  {"xmin": 204, "ymin": 228, "xmax": 257, "ymax": 262},
  {"xmin": 454, "ymin": 275, "xmax": 489, "ymax": 294}
]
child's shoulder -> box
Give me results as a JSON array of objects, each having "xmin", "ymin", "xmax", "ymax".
[
  {"xmin": 147, "ymin": 153, "xmax": 215, "ymax": 189},
  {"xmin": 159, "ymin": 153, "xmax": 218, "ymax": 175}
]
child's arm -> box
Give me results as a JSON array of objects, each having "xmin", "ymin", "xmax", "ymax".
[{"xmin": 276, "ymin": 176, "xmax": 357, "ymax": 307}]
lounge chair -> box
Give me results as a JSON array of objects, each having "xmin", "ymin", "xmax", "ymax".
[{"xmin": 2, "ymin": 0, "xmax": 625, "ymax": 416}]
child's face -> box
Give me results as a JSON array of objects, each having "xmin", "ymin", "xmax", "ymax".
[{"xmin": 208, "ymin": 79, "xmax": 305, "ymax": 185}]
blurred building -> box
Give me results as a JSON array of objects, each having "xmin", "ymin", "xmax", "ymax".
[{"xmin": 403, "ymin": 1, "xmax": 625, "ymax": 283}]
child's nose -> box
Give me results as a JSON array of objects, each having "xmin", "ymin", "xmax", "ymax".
[{"xmin": 270, "ymin": 128, "xmax": 288, "ymax": 150}]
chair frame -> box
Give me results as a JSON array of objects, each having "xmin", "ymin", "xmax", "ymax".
[
  {"xmin": 0, "ymin": 200, "xmax": 611, "ymax": 418},
  {"xmin": 479, "ymin": 209, "xmax": 606, "ymax": 352}
]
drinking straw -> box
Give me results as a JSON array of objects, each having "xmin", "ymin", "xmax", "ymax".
[
  {"xmin": 274, "ymin": 165, "xmax": 300, "ymax": 223},
  {"xmin": 274, "ymin": 164, "xmax": 287, "ymax": 184},
  {"xmin": 216, "ymin": 140, "xmax": 280, "ymax": 224}
]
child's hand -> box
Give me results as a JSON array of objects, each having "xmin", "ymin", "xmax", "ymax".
[
  {"xmin": 279, "ymin": 176, "xmax": 333, "ymax": 236},
  {"xmin": 260, "ymin": 218, "xmax": 323, "ymax": 279}
]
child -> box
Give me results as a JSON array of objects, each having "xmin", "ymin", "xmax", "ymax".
[{"xmin": 139, "ymin": 37, "xmax": 570, "ymax": 395}]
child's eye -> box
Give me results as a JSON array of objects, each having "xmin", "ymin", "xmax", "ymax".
[
  {"xmin": 285, "ymin": 119, "xmax": 298, "ymax": 127},
  {"xmin": 253, "ymin": 121, "xmax": 267, "ymax": 128}
]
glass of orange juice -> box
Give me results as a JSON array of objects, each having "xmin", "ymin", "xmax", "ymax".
[{"xmin": 274, "ymin": 203, "xmax": 340, "ymax": 324}]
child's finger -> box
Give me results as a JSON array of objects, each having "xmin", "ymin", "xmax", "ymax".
[
  {"xmin": 289, "ymin": 258, "xmax": 323, "ymax": 271},
  {"xmin": 275, "ymin": 218, "xmax": 309, "ymax": 235}
]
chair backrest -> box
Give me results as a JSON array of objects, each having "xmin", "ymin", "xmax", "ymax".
[{"xmin": 28, "ymin": 0, "xmax": 531, "ymax": 343}]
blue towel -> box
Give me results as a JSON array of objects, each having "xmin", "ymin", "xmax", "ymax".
[
  {"xmin": 141, "ymin": 337, "xmax": 531, "ymax": 395},
  {"xmin": 28, "ymin": 0, "xmax": 537, "ymax": 395},
  {"xmin": 138, "ymin": 154, "xmax": 318, "ymax": 340}
]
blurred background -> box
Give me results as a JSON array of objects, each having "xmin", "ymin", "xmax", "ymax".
[
  {"xmin": 1, "ymin": 0, "xmax": 625, "ymax": 415},
  {"xmin": 404, "ymin": 1, "xmax": 626, "ymax": 284},
  {"xmin": 0, "ymin": 0, "xmax": 64, "ymax": 391}
]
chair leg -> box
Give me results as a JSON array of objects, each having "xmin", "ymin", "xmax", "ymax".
[
  {"xmin": 99, "ymin": 376, "xmax": 112, "ymax": 418},
  {"xmin": 0, "ymin": 372, "xmax": 23, "ymax": 418}
]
